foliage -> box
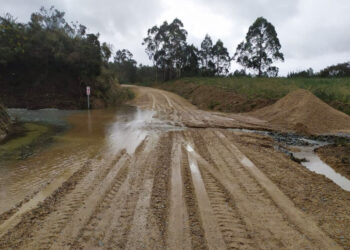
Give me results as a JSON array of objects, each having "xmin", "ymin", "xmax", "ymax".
[
  {"xmin": 287, "ymin": 68, "xmax": 314, "ymax": 78},
  {"xmin": 234, "ymin": 17, "xmax": 284, "ymax": 77},
  {"xmin": 143, "ymin": 18, "xmax": 188, "ymax": 81},
  {"xmin": 0, "ymin": 6, "xmax": 128, "ymax": 108},
  {"xmin": 212, "ymin": 39, "xmax": 231, "ymax": 75},
  {"xmin": 112, "ymin": 49, "xmax": 137, "ymax": 83},
  {"xmin": 319, "ymin": 62, "xmax": 350, "ymax": 77}
]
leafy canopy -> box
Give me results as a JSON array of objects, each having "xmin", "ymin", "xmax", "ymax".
[{"xmin": 234, "ymin": 17, "xmax": 284, "ymax": 77}]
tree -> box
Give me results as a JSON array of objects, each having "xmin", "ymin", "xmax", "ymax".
[
  {"xmin": 142, "ymin": 25, "xmax": 161, "ymax": 82},
  {"xmin": 113, "ymin": 49, "xmax": 137, "ymax": 83},
  {"xmin": 199, "ymin": 34, "xmax": 215, "ymax": 75},
  {"xmin": 101, "ymin": 42, "xmax": 112, "ymax": 63},
  {"xmin": 234, "ymin": 17, "xmax": 284, "ymax": 77},
  {"xmin": 182, "ymin": 44, "xmax": 200, "ymax": 76},
  {"xmin": 319, "ymin": 62, "xmax": 350, "ymax": 77},
  {"xmin": 212, "ymin": 39, "xmax": 231, "ymax": 75},
  {"xmin": 142, "ymin": 18, "xmax": 188, "ymax": 81}
]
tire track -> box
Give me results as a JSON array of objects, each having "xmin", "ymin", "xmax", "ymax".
[
  {"xmin": 22, "ymin": 151, "xmax": 127, "ymax": 249},
  {"xmin": 200, "ymin": 169, "xmax": 256, "ymax": 249},
  {"xmin": 167, "ymin": 133, "xmax": 191, "ymax": 250},
  {"xmin": 196, "ymin": 129, "xmax": 339, "ymax": 249},
  {"xmin": 181, "ymin": 145, "xmax": 208, "ymax": 250},
  {"xmin": 0, "ymin": 155, "xmax": 98, "ymax": 249},
  {"xmin": 70, "ymin": 163, "xmax": 129, "ymax": 249},
  {"xmin": 214, "ymin": 130, "xmax": 341, "ymax": 250},
  {"xmin": 149, "ymin": 133, "xmax": 173, "ymax": 247},
  {"xmin": 105, "ymin": 136, "xmax": 158, "ymax": 249},
  {"xmin": 51, "ymin": 156, "xmax": 130, "ymax": 249}
]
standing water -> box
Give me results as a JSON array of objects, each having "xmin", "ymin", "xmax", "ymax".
[
  {"xmin": 0, "ymin": 106, "xmax": 182, "ymax": 214},
  {"xmin": 230, "ymin": 129, "xmax": 350, "ymax": 192},
  {"xmin": 293, "ymin": 142, "xmax": 350, "ymax": 192}
]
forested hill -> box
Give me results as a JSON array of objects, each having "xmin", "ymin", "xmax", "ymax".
[{"xmin": 0, "ymin": 7, "xmax": 129, "ymax": 109}]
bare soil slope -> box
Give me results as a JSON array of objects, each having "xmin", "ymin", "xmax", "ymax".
[
  {"xmin": 159, "ymin": 81, "xmax": 274, "ymax": 112},
  {"xmin": 250, "ymin": 89, "xmax": 350, "ymax": 134}
]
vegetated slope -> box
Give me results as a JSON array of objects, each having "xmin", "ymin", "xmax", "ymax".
[
  {"xmin": 0, "ymin": 103, "xmax": 11, "ymax": 140},
  {"xmin": 250, "ymin": 89, "xmax": 350, "ymax": 134}
]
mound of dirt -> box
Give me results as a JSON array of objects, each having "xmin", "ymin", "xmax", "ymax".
[
  {"xmin": 0, "ymin": 103, "xmax": 11, "ymax": 140},
  {"xmin": 250, "ymin": 89, "xmax": 350, "ymax": 135}
]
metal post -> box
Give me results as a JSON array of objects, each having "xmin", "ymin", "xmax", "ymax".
[
  {"xmin": 87, "ymin": 95, "xmax": 90, "ymax": 110},
  {"xmin": 86, "ymin": 86, "xmax": 91, "ymax": 110}
]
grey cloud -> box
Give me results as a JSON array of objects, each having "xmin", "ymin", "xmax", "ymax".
[{"xmin": 1, "ymin": 0, "xmax": 349, "ymax": 75}]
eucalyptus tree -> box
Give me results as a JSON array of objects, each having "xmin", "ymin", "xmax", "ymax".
[
  {"xmin": 212, "ymin": 39, "xmax": 231, "ymax": 75},
  {"xmin": 182, "ymin": 44, "xmax": 200, "ymax": 76},
  {"xmin": 113, "ymin": 49, "xmax": 137, "ymax": 83},
  {"xmin": 199, "ymin": 34, "xmax": 214, "ymax": 75},
  {"xmin": 234, "ymin": 17, "xmax": 284, "ymax": 77},
  {"xmin": 143, "ymin": 18, "xmax": 188, "ymax": 80},
  {"xmin": 142, "ymin": 25, "xmax": 160, "ymax": 82},
  {"xmin": 101, "ymin": 42, "xmax": 112, "ymax": 64}
]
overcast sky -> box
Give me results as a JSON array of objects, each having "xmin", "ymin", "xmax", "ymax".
[{"xmin": 1, "ymin": 0, "xmax": 350, "ymax": 75}]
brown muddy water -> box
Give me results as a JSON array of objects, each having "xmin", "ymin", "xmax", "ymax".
[{"xmin": 0, "ymin": 106, "xmax": 180, "ymax": 214}]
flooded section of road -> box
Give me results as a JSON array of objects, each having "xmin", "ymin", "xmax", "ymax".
[
  {"xmin": 8, "ymin": 108, "xmax": 77, "ymax": 127},
  {"xmin": 0, "ymin": 108, "xmax": 113, "ymax": 214},
  {"xmin": 0, "ymin": 106, "xmax": 183, "ymax": 214},
  {"xmin": 107, "ymin": 106, "xmax": 183, "ymax": 154}
]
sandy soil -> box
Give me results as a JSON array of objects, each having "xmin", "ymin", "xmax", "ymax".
[
  {"xmin": 0, "ymin": 86, "xmax": 349, "ymax": 249},
  {"xmin": 249, "ymin": 89, "xmax": 350, "ymax": 135}
]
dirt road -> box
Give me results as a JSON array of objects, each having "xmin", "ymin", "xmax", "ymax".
[{"xmin": 0, "ymin": 86, "xmax": 349, "ymax": 249}]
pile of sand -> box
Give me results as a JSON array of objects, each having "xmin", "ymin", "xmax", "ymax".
[
  {"xmin": 0, "ymin": 103, "xmax": 11, "ymax": 140},
  {"xmin": 250, "ymin": 89, "xmax": 350, "ymax": 135}
]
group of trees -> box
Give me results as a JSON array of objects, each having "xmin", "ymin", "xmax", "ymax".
[
  {"xmin": 287, "ymin": 62, "xmax": 350, "ymax": 78},
  {"xmin": 0, "ymin": 7, "xmax": 122, "ymax": 107},
  {"xmin": 141, "ymin": 17, "xmax": 284, "ymax": 81},
  {"xmin": 142, "ymin": 18, "xmax": 235, "ymax": 81}
]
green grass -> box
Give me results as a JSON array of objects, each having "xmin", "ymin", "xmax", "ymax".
[
  {"xmin": 0, "ymin": 123, "xmax": 50, "ymax": 160},
  {"xmin": 168, "ymin": 77, "xmax": 350, "ymax": 114}
]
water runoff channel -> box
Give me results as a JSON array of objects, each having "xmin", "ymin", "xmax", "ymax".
[{"xmin": 231, "ymin": 128, "xmax": 350, "ymax": 192}]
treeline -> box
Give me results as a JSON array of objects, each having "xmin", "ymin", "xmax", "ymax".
[
  {"xmin": 0, "ymin": 7, "xmax": 131, "ymax": 108},
  {"xmin": 140, "ymin": 17, "xmax": 283, "ymax": 81},
  {"xmin": 116, "ymin": 17, "xmax": 284, "ymax": 83},
  {"xmin": 288, "ymin": 62, "xmax": 350, "ymax": 78}
]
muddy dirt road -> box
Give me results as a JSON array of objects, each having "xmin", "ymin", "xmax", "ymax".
[{"xmin": 0, "ymin": 86, "xmax": 349, "ymax": 249}]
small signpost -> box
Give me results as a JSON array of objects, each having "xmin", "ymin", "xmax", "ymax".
[{"xmin": 86, "ymin": 86, "xmax": 91, "ymax": 109}]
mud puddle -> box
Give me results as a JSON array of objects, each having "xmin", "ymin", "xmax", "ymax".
[
  {"xmin": 230, "ymin": 129, "xmax": 350, "ymax": 191},
  {"xmin": 0, "ymin": 106, "xmax": 183, "ymax": 214}
]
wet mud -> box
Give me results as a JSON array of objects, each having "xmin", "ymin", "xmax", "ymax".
[{"xmin": 0, "ymin": 86, "xmax": 349, "ymax": 249}]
